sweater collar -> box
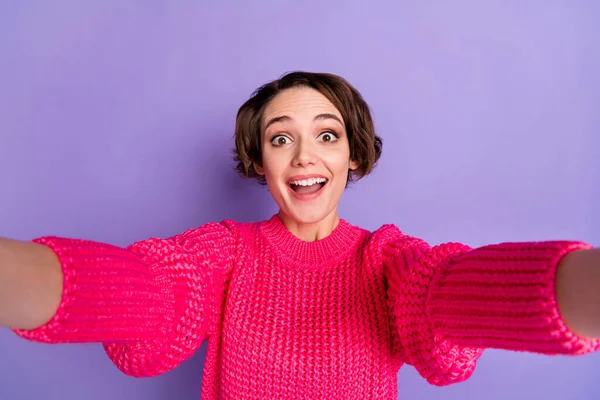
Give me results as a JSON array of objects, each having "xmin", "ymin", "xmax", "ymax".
[{"xmin": 259, "ymin": 214, "xmax": 364, "ymax": 266}]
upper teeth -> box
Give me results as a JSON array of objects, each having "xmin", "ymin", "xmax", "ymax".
[{"xmin": 290, "ymin": 177, "xmax": 327, "ymax": 186}]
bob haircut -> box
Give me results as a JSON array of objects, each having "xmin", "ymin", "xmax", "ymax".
[{"xmin": 233, "ymin": 71, "xmax": 383, "ymax": 185}]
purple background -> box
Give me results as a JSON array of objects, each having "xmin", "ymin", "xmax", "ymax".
[{"xmin": 1, "ymin": 1, "xmax": 599, "ymax": 399}]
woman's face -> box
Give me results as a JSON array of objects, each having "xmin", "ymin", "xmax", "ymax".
[{"xmin": 255, "ymin": 86, "xmax": 358, "ymax": 225}]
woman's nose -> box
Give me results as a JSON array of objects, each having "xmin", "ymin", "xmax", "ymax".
[{"xmin": 292, "ymin": 140, "xmax": 317, "ymax": 167}]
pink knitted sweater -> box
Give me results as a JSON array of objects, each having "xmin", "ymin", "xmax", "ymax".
[{"xmin": 13, "ymin": 215, "xmax": 600, "ymax": 399}]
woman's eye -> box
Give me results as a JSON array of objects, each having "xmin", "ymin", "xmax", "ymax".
[
  {"xmin": 271, "ymin": 135, "xmax": 291, "ymax": 146},
  {"xmin": 317, "ymin": 131, "xmax": 339, "ymax": 143}
]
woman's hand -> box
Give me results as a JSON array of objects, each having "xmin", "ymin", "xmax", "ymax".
[
  {"xmin": 556, "ymin": 248, "xmax": 600, "ymax": 339},
  {"xmin": 0, "ymin": 238, "xmax": 63, "ymax": 330}
]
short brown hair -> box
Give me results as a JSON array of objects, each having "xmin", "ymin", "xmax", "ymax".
[{"xmin": 233, "ymin": 71, "xmax": 383, "ymax": 185}]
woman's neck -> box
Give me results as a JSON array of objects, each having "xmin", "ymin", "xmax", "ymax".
[{"xmin": 277, "ymin": 210, "xmax": 340, "ymax": 242}]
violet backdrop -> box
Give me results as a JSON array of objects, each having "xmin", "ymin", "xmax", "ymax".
[{"xmin": 1, "ymin": 1, "xmax": 599, "ymax": 399}]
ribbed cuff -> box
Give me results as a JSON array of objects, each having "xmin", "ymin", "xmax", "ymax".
[
  {"xmin": 12, "ymin": 236, "xmax": 173, "ymax": 344},
  {"xmin": 427, "ymin": 240, "xmax": 600, "ymax": 355}
]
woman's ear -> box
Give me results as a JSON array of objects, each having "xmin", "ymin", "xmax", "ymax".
[
  {"xmin": 253, "ymin": 161, "xmax": 265, "ymax": 176},
  {"xmin": 349, "ymin": 159, "xmax": 359, "ymax": 171}
]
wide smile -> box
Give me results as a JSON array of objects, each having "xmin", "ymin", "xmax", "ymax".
[{"xmin": 286, "ymin": 176, "xmax": 329, "ymax": 201}]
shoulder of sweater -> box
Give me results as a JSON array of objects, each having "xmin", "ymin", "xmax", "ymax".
[
  {"xmin": 361, "ymin": 222, "xmax": 435, "ymax": 252},
  {"xmin": 186, "ymin": 218, "xmax": 267, "ymax": 241},
  {"xmin": 167, "ymin": 219, "xmax": 244, "ymax": 244},
  {"xmin": 364, "ymin": 223, "xmax": 404, "ymax": 244}
]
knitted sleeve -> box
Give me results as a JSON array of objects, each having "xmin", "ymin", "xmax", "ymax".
[
  {"xmin": 12, "ymin": 221, "xmax": 236, "ymax": 377},
  {"xmin": 381, "ymin": 228, "xmax": 600, "ymax": 386}
]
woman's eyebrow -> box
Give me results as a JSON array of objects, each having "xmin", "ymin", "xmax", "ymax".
[
  {"xmin": 264, "ymin": 113, "xmax": 344, "ymax": 131},
  {"xmin": 264, "ymin": 115, "xmax": 291, "ymax": 131},
  {"xmin": 313, "ymin": 113, "xmax": 344, "ymax": 126}
]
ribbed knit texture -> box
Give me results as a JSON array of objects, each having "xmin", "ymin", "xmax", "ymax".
[{"xmin": 13, "ymin": 215, "xmax": 600, "ymax": 399}]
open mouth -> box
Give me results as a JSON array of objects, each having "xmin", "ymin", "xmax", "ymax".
[{"xmin": 288, "ymin": 177, "xmax": 328, "ymax": 194}]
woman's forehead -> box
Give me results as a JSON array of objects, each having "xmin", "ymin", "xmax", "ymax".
[{"xmin": 263, "ymin": 87, "xmax": 342, "ymax": 126}]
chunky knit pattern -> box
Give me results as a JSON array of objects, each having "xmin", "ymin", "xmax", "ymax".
[{"xmin": 13, "ymin": 215, "xmax": 600, "ymax": 399}]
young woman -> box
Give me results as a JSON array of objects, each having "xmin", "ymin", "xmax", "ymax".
[{"xmin": 1, "ymin": 71, "xmax": 599, "ymax": 400}]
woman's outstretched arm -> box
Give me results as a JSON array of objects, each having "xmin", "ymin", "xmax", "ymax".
[
  {"xmin": 1, "ymin": 221, "xmax": 237, "ymax": 377},
  {"xmin": 379, "ymin": 225, "xmax": 600, "ymax": 386}
]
